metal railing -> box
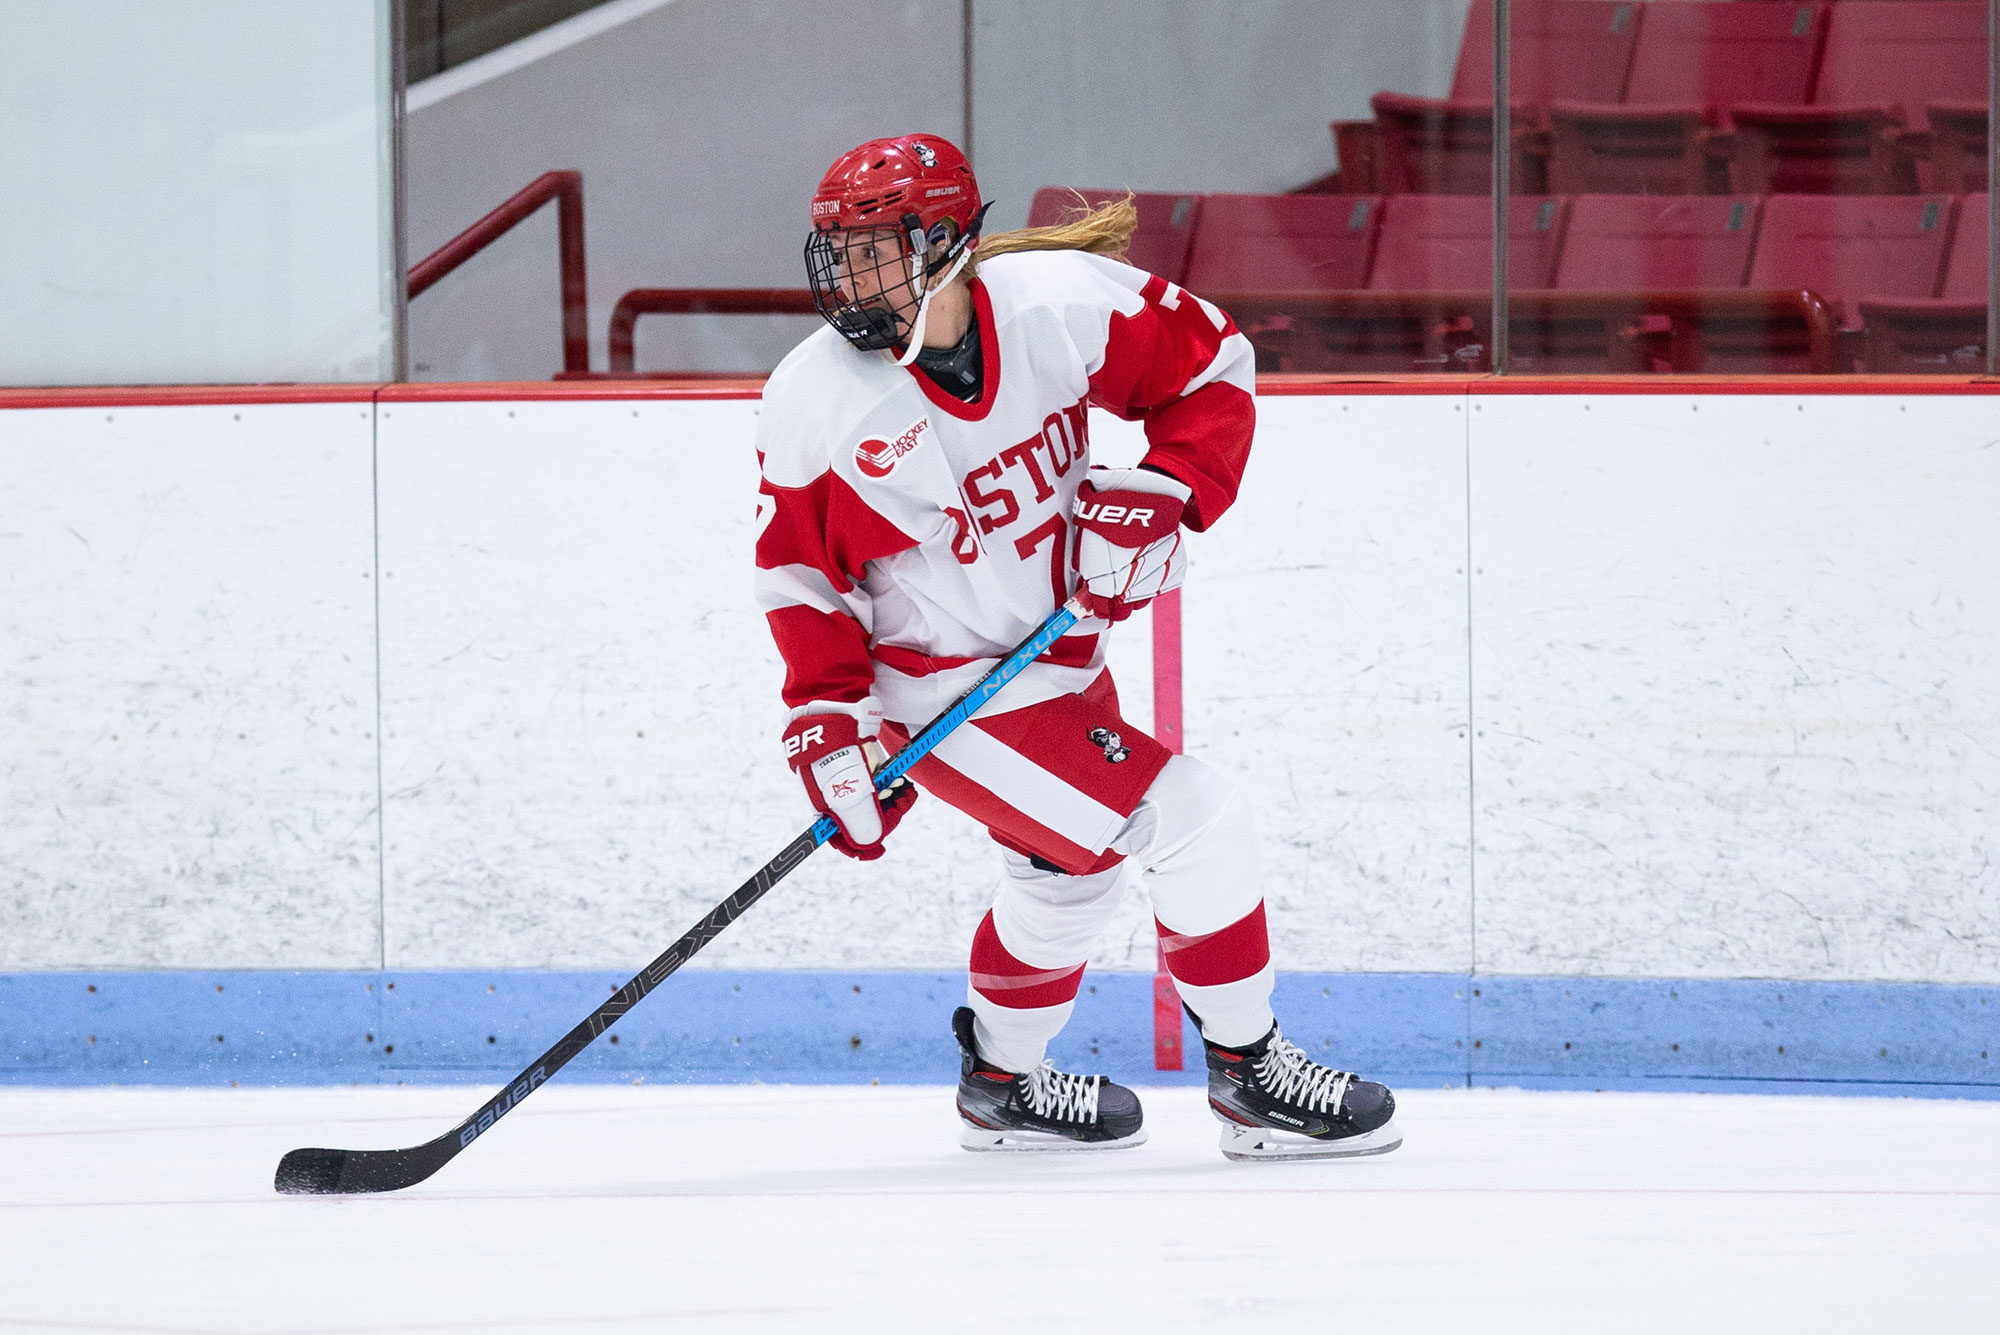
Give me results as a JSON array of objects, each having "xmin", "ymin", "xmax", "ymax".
[
  {"xmin": 601, "ymin": 285, "xmax": 1840, "ymax": 376},
  {"xmin": 607, "ymin": 288, "xmax": 815, "ymax": 374},
  {"xmin": 408, "ymin": 170, "xmax": 589, "ymax": 377},
  {"xmin": 1216, "ymin": 288, "xmax": 1844, "ymax": 375}
]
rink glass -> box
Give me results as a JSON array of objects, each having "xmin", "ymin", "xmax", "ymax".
[{"xmin": 0, "ymin": 0, "xmax": 398, "ymax": 386}]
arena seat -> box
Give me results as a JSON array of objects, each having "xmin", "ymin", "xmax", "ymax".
[
  {"xmin": 1369, "ymin": 92, "xmax": 1534, "ymax": 195},
  {"xmin": 1371, "ymin": 193, "xmax": 1570, "ymax": 290},
  {"xmin": 1927, "ymin": 103, "xmax": 1990, "ymax": 193},
  {"xmin": 1730, "ymin": 1, "xmax": 1987, "ymax": 193},
  {"xmin": 1860, "ymin": 192, "xmax": 1989, "ymax": 371},
  {"xmin": 1552, "ymin": 195, "xmax": 1761, "ymax": 290},
  {"xmin": 1713, "ymin": 193, "xmax": 1959, "ymax": 370},
  {"xmin": 1529, "ymin": 195, "xmax": 1779, "ymax": 372},
  {"xmin": 1448, "ymin": 0, "xmax": 1643, "ymax": 106},
  {"xmin": 1368, "ymin": 0, "xmax": 1643, "ymax": 194},
  {"xmin": 1024, "ymin": 188, "xmax": 1203, "ymax": 284},
  {"xmin": 1547, "ymin": 2, "xmax": 1826, "ymax": 194},
  {"xmin": 1181, "ymin": 194, "xmax": 1383, "ymax": 294},
  {"xmin": 1207, "ymin": 195, "xmax": 1569, "ymax": 374}
]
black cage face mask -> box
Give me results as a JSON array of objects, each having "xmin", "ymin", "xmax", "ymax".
[
  {"xmin": 805, "ymin": 205, "xmax": 991, "ymax": 353},
  {"xmin": 805, "ymin": 225, "xmax": 922, "ymax": 352}
]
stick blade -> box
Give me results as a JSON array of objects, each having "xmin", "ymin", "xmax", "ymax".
[
  {"xmin": 274, "ymin": 1147, "xmax": 351, "ymax": 1195},
  {"xmin": 274, "ymin": 1136, "xmax": 456, "ymax": 1195}
]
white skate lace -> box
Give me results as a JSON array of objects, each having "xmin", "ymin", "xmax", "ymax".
[
  {"xmin": 1021, "ymin": 1063, "xmax": 1102, "ymax": 1124},
  {"xmin": 1253, "ymin": 1033, "xmax": 1354, "ymax": 1114}
]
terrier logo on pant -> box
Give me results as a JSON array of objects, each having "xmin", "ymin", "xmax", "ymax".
[
  {"xmin": 1088, "ymin": 727, "xmax": 1130, "ymax": 764},
  {"xmin": 856, "ymin": 418, "xmax": 931, "ymax": 479}
]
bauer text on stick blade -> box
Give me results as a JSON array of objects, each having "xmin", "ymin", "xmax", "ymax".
[{"xmin": 271, "ymin": 598, "xmax": 1083, "ymax": 1196}]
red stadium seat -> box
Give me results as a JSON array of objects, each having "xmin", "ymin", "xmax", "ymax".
[
  {"xmin": 1369, "ymin": 0, "xmax": 1644, "ymax": 194},
  {"xmin": 1552, "ymin": 195, "xmax": 1761, "ymax": 290},
  {"xmin": 1370, "ymin": 194, "xmax": 1571, "ymax": 289},
  {"xmin": 1547, "ymin": 2, "xmax": 1827, "ymax": 194},
  {"xmin": 1532, "ymin": 195, "xmax": 1765, "ymax": 372},
  {"xmin": 1731, "ymin": 2, "xmax": 1987, "ymax": 193},
  {"xmin": 1209, "ymin": 196, "xmax": 1566, "ymax": 373},
  {"xmin": 1716, "ymin": 193, "xmax": 1958, "ymax": 369},
  {"xmin": 1184, "ymin": 195, "xmax": 1385, "ymax": 371},
  {"xmin": 1747, "ymin": 193, "xmax": 1956, "ymax": 327},
  {"xmin": 1860, "ymin": 192, "xmax": 1989, "ymax": 371},
  {"xmin": 1181, "ymin": 194, "xmax": 1383, "ymax": 294},
  {"xmin": 1937, "ymin": 191, "xmax": 1990, "ymax": 303},
  {"xmin": 1024, "ymin": 188, "xmax": 1203, "ymax": 284},
  {"xmin": 1364, "ymin": 194, "xmax": 1567, "ymax": 370},
  {"xmin": 1450, "ymin": 0, "xmax": 1643, "ymax": 105},
  {"xmin": 1370, "ymin": 92, "xmax": 1535, "ymax": 195},
  {"xmin": 1928, "ymin": 103, "xmax": 1990, "ymax": 193}
]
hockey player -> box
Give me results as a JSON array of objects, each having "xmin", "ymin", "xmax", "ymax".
[{"xmin": 755, "ymin": 134, "xmax": 1400, "ymax": 1161}]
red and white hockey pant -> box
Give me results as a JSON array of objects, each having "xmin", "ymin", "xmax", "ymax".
[{"xmin": 888, "ymin": 673, "xmax": 1273, "ymax": 1074}]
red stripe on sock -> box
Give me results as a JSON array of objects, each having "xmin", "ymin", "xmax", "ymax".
[
  {"xmin": 968, "ymin": 910, "xmax": 1086, "ymax": 1009},
  {"xmin": 1156, "ymin": 901, "xmax": 1271, "ymax": 988}
]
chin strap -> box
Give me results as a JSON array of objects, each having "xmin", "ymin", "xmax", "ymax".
[
  {"xmin": 895, "ymin": 248, "xmax": 974, "ymax": 366},
  {"xmin": 892, "ymin": 201, "xmax": 993, "ymax": 366}
]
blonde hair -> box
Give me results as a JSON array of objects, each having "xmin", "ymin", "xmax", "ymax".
[{"xmin": 970, "ymin": 193, "xmax": 1139, "ymax": 270}]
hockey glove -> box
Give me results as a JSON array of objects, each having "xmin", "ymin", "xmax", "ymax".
[
  {"xmin": 1071, "ymin": 466, "xmax": 1191, "ymax": 622},
  {"xmin": 781, "ymin": 697, "xmax": 917, "ymax": 861}
]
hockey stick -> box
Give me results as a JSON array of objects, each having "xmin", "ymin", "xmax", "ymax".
[{"xmin": 274, "ymin": 596, "xmax": 1085, "ymax": 1195}]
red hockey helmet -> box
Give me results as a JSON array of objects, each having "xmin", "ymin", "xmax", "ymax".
[{"xmin": 804, "ymin": 134, "xmax": 992, "ymax": 352}]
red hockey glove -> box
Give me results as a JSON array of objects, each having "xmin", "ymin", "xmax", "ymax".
[
  {"xmin": 1071, "ymin": 466, "xmax": 1192, "ymax": 622},
  {"xmin": 781, "ymin": 699, "xmax": 917, "ymax": 861}
]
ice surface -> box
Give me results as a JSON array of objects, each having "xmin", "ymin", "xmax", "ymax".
[{"xmin": 3, "ymin": 1084, "xmax": 1998, "ymax": 1333}]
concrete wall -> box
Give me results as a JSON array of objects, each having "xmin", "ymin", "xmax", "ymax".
[
  {"xmin": 6, "ymin": 387, "xmax": 1997, "ymax": 985},
  {"xmin": 403, "ymin": 0, "xmax": 1471, "ymax": 380},
  {"xmin": 403, "ymin": 0, "xmax": 966, "ymax": 382}
]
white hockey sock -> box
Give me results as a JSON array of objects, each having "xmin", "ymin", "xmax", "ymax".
[
  {"xmin": 966, "ymin": 993, "xmax": 1075, "ymax": 1075},
  {"xmin": 1173, "ymin": 962, "xmax": 1277, "ymax": 1050}
]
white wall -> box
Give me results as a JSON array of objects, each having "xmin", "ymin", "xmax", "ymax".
[
  {"xmin": 1182, "ymin": 395, "xmax": 1474, "ymax": 974},
  {"xmin": 1469, "ymin": 394, "xmax": 2000, "ymax": 981},
  {"xmin": 6, "ymin": 389, "xmax": 1997, "ymax": 983},
  {"xmin": 402, "ymin": 0, "xmax": 1471, "ymax": 380},
  {"xmin": 0, "ymin": 403, "xmax": 381, "ymax": 969}
]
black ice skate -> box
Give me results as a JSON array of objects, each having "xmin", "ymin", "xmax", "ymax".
[
  {"xmin": 1201, "ymin": 1021, "xmax": 1402, "ymax": 1161},
  {"xmin": 952, "ymin": 1006, "xmax": 1146, "ymax": 1151}
]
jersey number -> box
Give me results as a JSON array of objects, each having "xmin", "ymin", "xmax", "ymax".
[
  {"xmin": 1014, "ymin": 514, "xmax": 1070, "ymax": 608},
  {"xmin": 944, "ymin": 506, "xmax": 979, "ymax": 565}
]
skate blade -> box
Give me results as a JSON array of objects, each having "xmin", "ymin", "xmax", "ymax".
[
  {"xmin": 1218, "ymin": 1114, "xmax": 1402, "ymax": 1162},
  {"xmin": 959, "ymin": 1124, "xmax": 1148, "ymax": 1153}
]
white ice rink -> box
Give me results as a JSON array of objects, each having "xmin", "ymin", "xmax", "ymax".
[{"xmin": 2, "ymin": 1083, "xmax": 1998, "ymax": 1334}]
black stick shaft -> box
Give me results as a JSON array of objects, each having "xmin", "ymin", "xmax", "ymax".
[
  {"xmin": 276, "ymin": 600, "xmax": 1080, "ymax": 1194},
  {"xmin": 443, "ymin": 826, "xmax": 821, "ymax": 1156}
]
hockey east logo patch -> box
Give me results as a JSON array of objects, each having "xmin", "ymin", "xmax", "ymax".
[{"xmin": 855, "ymin": 417, "xmax": 931, "ymax": 480}]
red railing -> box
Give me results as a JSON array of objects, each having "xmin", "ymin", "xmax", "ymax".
[
  {"xmin": 607, "ymin": 288, "xmax": 816, "ymax": 374},
  {"xmin": 1215, "ymin": 288, "xmax": 1844, "ymax": 375},
  {"xmin": 409, "ymin": 170, "xmax": 589, "ymax": 377},
  {"xmin": 601, "ymin": 284, "xmax": 1841, "ymax": 376}
]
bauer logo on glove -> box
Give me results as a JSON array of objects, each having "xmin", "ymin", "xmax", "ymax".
[{"xmin": 1071, "ymin": 465, "xmax": 1192, "ymax": 623}]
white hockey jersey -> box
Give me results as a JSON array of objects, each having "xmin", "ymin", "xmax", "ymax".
[{"xmin": 753, "ymin": 247, "xmax": 1256, "ymax": 728}]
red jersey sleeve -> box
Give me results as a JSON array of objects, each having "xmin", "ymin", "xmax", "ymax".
[
  {"xmin": 754, "ymin": 447, "xmax": 919, "ymax": 710},
  {"xmin": 1076, "ymin": 263, "xmax": 1257, "ymax": 532}
]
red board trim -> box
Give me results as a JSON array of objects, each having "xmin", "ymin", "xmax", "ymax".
[
  {"xmin": 7, "ymin": 373, "xmax": 2000, "ymax": 412},
  {"xmin": 379, "ymin": 378, "xmax": 767, "ymax": 402},
  {"xmin": 1255, "ymin": 373, "xmax": 2000, "ymax": 396},
  {"xmin": 0, "ymin": 384, "xmax": 381, "ymax": 409}
]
